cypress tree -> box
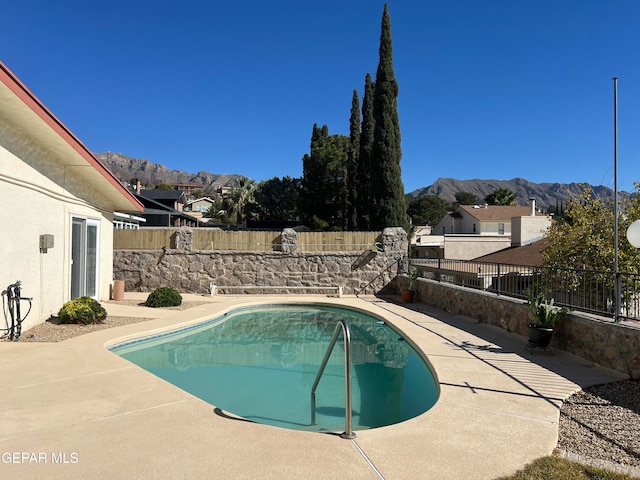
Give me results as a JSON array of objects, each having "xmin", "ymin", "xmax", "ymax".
[
  {"xmin": 300, "ymin": 124, "xmax": 326, "ymax": 226},
  {"xmin": 346, "ymin": 90, "xmax": 360, "ymax": 230},
  {"xmin": 369, "ymin": 3, "xmax": 406, "ymax": 230},
  {"xmin": 358, "ymin": 73, "xmax": 375, "ymax": 230},
  {"xmin": 300, "ymin": 124, "xmax": 348, "ymax": 230}
]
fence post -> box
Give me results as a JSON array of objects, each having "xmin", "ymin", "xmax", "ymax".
[
  {"xmin": 174, "ymin": 227, "xmax": 193, "ymax": 251},
  {"xmin": 280, "ymin": 228, "xmax": 298, "ymax": 254},
  {"xmin": 496, "ymin": 264, "xmax": 501, "ymax": 296}
]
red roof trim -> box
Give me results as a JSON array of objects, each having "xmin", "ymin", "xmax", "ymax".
[{"xmin": 0, "ymin": 62, "xmax": 143, "ymax": 211}]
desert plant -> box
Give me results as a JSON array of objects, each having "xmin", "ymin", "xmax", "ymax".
[
  {"xmin": 406, "ymin": 268, "xmax": 419, "ymax": 291},
  {"xmin": 145, "ymin": 287, "xmax": 182, "ymax": 308},
  {"xmin": 526, "ymin": 290, "xmax": 568, "ymax": 328},
  {"xmin": 58, "ymin": 296, "xmax": 107, "ymax": 324}
]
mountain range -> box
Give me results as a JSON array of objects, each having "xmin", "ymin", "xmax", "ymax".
[
  {"xmin": 97, "ymin": 152, "xmax": 241, "ymax": 191},
  {"xmin": 98, "ymin": 152, "xmax": 627, "ymax": 210},
  {"xmin": 408, "ymin": 177, "xmax": 628, "ymax": 210}
]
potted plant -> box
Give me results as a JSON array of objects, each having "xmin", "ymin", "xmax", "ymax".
[
  {"xmin": 400, "ymin": 268, "xmax": 419, "ymax": 303},
  {"xmin": 526, "ymin": 290, "xmax": 568, "ymax": 351}
]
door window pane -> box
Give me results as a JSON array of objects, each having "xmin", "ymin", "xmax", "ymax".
[
  {"xmin": 85, "ymin": 224, "xmax": 98, "ymax": 297},
  {"xmin": 71, "ymin": 219, "xmax": 84, "ymax": 299}
]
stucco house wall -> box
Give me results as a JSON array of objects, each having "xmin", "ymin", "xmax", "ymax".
[
  {"xmin": 186, "ymin": 197, "xmax": 216, "ymax": 213},
  {"xmin": 475, "ymin": 220, "xmax": 511, "ymax": 235},
  {"xmin": 511, "ymin": 215, "xmax": 551, "ymax": 246},
  {"xmin": 442, "ymin": 235, "xmax": 512, "ymax": 260},
  {"xmin": 0, "ymin": 62, "xmax": 142, "ymax": 332}
]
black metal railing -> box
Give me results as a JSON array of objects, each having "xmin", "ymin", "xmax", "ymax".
[{"xmin": 411, "ymin": 259, "xmax": 640, "ymax": 321}]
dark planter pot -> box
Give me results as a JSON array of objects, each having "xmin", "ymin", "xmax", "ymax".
[
  {"xmin": 527, "ymin": 324, "xmax": 554, "ymax": 350},
  {"xmin": 401, "ymin": 290, "xmax": 415, "ymax": 303}
]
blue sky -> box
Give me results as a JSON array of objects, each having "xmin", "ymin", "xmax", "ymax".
[{"xmin": 3, "ymin": 1, "xmax": 640, "ymax": 193}]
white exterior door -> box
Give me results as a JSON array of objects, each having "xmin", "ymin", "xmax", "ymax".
[{"xmin": 70, "ymin": 217, "xmax": 100, "ymax": 299}]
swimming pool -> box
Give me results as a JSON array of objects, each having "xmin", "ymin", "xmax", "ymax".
[{"xmin": 110, "ymin": 303, "xmax": 439, "ymax": 434}]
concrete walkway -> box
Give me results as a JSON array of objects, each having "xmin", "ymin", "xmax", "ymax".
[{"xmin": 0, "ymin": 294, "xmax": 628, "ymax": 479}]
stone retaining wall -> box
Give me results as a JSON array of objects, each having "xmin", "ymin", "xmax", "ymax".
[
  {"xmin": 397, "ymin": 275, "xmax": 640, "ymax": 379},
  {"xmin": 114, "ymin": 227, "xmax": 408, "ymax": 296}
]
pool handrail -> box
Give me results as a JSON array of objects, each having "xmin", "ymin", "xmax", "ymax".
[{"xmin": 310, "ymin": 319, "xmax": 356, "ymax": 439}]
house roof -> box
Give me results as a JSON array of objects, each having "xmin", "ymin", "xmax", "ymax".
[
  {"xmin": 0, "ymin": 61, "xmax": 143, "ymax": 212},
  {"xmin": 134, "ymin": 193, "xmax": 194, "ymax": 215},
  {"xmin": 459, "ymin": 205, "xmax": 543, "ymax": 222},
  {"xmin": 187, "ymin": 197, "xmax": 215, "ymax": 205},
  {"xmin": 139, "ymin": 189, "xmax": 186, "ymax": 202},
  {"xmin": 170, "ymin": 182, "xmax": 204, "ymax": 189},
  {"xmin": 133, "ymin": 193, "xmax": 199, "ymax": 223},
  {"xmin": 472, "ymin": 237, "xmax": 550, "ymax": 266}
]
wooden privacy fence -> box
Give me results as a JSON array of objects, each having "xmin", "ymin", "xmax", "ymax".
[{"xmin": 114, "ymin": 228, "xmax": 381, "ymax": 252}]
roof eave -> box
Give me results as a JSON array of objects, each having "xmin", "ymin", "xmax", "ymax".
[{"xmin": 0, "ymin": 61, "xmax": 144, "ymax": 213}]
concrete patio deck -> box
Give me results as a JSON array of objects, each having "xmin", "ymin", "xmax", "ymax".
[{"xmin": 0, "ymin": 294, "xmax": 628, "ymax": 479}]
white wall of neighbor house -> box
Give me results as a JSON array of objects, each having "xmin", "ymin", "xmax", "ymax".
[
  {"xmin": 0, "ymin": 119, "xmax": 115, "ymax": 331},
  {"xmin": 476, "ymin": 221, "xmax": 511, "ymax": 235},
  {"xmin": 443, "ymin": 235, "xmax": 512, "ymax": 260},
  {"xmin": 511, "ymin": 215, "xmax": 551, "ymax": 246}
]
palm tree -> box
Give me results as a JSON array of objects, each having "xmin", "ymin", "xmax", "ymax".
[
  {"xmin": 229, "ymin": 177, "xmax": 257, "ymax": 225},
  {"xmin": 203, "ymin": 201, "xmax": 226, "ymax": 222},
  {"xmin": 484, "ymin": 188, "xmax": 517, "ymax": 206}
]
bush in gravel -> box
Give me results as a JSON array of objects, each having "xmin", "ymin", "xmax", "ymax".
[
  {"xmin": 58, "ymin": 297, "xmax": 107, "ymax": 324},
  {"xmin": 145, "ymin": 287, "xmax": 182, "ymax": 308}
]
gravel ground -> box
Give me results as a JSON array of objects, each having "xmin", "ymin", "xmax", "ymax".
[
  {"xmin": 18, "ymin": 315, "xmax": 154, "ymax": 343},
  {"xmin": 558, "ymin": 379, "xmax": 640, "ymax": 476},
  {"xmin": 7, "ymin": 304, "xmax": 640, "ymax": 475},
  {"xmin": 15, "ymin": 300, "xmax": 209, "ymax": 343}
]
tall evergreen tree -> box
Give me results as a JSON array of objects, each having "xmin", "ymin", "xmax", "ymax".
[
  {"xmin": 454, "ymin": 191, "xmax": 479, "ymax": 207},
  {"xmin": 300, "ymin": 124, "xmax": 326, "ymax": 225},
  {"xmin": 346, "ymin": 90, "xmax": 360, "ymax": 230},
  {"xmin": 245, "ymin": 176, "xmax": 301, "ymax": 222},
  {"xmin": 300, "ymin": 124, "xmax": 348, "ymax": 230},
  {"xmin": 407, "ymin": 195, "xmax": 451, "ymax": 227},
  {"xmin": 369, "ymin": 3, "xmax": 406, "ymax": 230},
  {"xmin": 357, "ymin": 73, "xmax": 375, "ymax": 230}
]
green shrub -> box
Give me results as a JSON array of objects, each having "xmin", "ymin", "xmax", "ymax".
[
  {"xmin": 145, "ymin": 287, "xmax": 182, "ymax": 308},
  {"xmin": 58, "ymin": 296, "xmax": 107, "ymax": 324}
]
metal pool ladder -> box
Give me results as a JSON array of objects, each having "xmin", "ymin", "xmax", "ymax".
[{"xmin": 311, "ymin": 319, "xmax": 356, "ymax": 439}]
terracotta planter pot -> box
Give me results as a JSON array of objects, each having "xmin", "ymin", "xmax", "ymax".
[{"xmin": 401, "ymin": 290, "xmax": 415, "ymax": 303}]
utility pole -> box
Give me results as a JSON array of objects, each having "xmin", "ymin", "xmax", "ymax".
[{"xmin": 613, "ymin": 77, "xmax": 620, "ymax": 322}]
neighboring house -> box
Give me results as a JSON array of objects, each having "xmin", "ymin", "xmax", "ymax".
[
  {"xmin": 0, "ymin": 61, "xmax": 143, "ymax": 332},
  {"xmin": 217, "ymin": 185, "xmax": 232, "ymax": 197},
  {"xmin": 417, "ymin": 237, "xmax": 551, "ymax": 292},
  {"xmin": 185, "ymin": 197, "xmax": 217, "ymax": 217},
  {"xmin": 411, "ymin": 225, "xmax": 443, "ymax": 258},
  {"xmin": 473, "ymin": 237, "xmax": 551, "ymax": 266},
  {"xmin": 414, "ymin": 198, "xmax": 551, "ymax": 260},
  {"xmin": 170, "ymin": 182, "xmax": 204, "ymax": 193},
  {"xmin": 412, "ymin": 225, "xmax": 432, "ymax": 242},
  {"xmin": 138, "ymin": 188, "xmax": 187, "ymax": 212},
  {"xmin": 132, "ymin": 192, "xmax": 199, "ymax": 227}
]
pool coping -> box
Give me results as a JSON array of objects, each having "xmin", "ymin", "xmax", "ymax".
[{"xmin": 0, "ymin": 294, "xmax": 628, "ymax": 479}]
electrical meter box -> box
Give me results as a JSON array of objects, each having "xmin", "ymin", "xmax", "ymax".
[{"xmin": 39, "ymin": 234, "xmax": 54, "ymax": 249}]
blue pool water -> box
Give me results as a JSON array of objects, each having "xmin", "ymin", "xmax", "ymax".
[{"xmin": 110, "ymin": 304, "xmax": 439, "ymax": 433}]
